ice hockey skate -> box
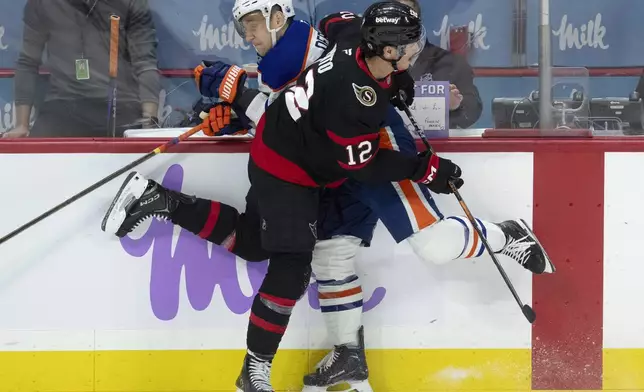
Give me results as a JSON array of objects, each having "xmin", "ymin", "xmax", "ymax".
[
  {"xmin": 235, "ymin": 351, "xmax": 274, "ymax": 392},
  {"xmin": 497, "ymin": 219, "xmax": 555, "ymax": 274},
  {"xmin": 101, "ymin": 171, "xmax": 195, "ymax": 237},
  {"xmin": 302, "ymin": 327, "xmax": 372, "ymax": 392}
]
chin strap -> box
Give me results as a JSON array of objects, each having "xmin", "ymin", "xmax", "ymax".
[
  {"xmin": 379, "ymin": 45, "xmax": 406, "ymax": 72},
  {"xmin": 378, "ymin": 55, "xmax": 402, "ymax": 72}
]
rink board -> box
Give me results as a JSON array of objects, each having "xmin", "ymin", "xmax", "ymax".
[
  {"xmin": 0, "ymin": 139, "xmax": 643, "ymax": 391},
  {"xmin": 0, "ymin": 348, "xmax": 643, "ymax": 391},
  {"xmin": 0, "ymin": 349, "xmax": 530, "ymax": 391}
]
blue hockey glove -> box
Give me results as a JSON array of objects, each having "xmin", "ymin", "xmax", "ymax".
[{"xmin": 193, "ymin": 60, "xmax": 247, "ymax": 103}]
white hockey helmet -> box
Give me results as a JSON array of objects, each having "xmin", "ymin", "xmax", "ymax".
[{"xmin": 232, "ymin": 0, "xmax": 295, "ymax": 47}]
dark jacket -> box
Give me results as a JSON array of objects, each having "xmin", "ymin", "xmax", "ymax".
[
  {"xmin": 635, "ymin": 71, "xmax": 644, "ymax": 99},
  {"xmin": 409, "ymin": 41, "xmax": 483, "ymax": 128},
  {"xmin": 15, "ymin": 0, "xmax": 160, "ymax": 106}
]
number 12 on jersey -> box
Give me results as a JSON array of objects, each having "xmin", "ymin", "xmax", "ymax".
[{"xmin": 346, "ymin": 140, "xmax": 373, "ymax": 167}]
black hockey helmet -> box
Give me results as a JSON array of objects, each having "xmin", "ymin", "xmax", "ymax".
[{"xmin": 361, "ymin": 1, "xmax": 423, "ymax": 52}]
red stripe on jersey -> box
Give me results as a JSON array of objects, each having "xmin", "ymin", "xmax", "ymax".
[
  {"xmin": 355, "ymin": 47, "xmax": 392, "ymax": 89},
  {"xmin": 198, "ymin": 201, "xmax": 221, "ymax": 238},
  {"xmin": 326, "ymin": 178, "xmax": 347, "ymax": 188},
  {"xmin": 326, "ymin": 129, "xmax": 378, "ymax": 147},
  {"xmin": 250, "ymin": 115, "xmax": 319, "ymax": 188}
]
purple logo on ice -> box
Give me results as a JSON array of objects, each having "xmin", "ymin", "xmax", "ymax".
[{"xmin": 120, "ymin": 164, "xmax": 387, "ymax": 321}]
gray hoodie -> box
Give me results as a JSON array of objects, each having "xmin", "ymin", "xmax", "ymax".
[{"xmin": 14, "ymin": 0, "xmax": 160, "ymax": 106}]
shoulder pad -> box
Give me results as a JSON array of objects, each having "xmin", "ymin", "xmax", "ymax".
[{"xmin": 318, "ymin": 11, "xmax": 362, "ymax": 44}]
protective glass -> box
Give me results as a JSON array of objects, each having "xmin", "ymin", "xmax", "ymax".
[{"xmin": 401, "ymin": 26, "xmax": 427, "ymax": 67}]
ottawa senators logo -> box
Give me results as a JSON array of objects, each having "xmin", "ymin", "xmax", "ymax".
[{"xmin": 352, "ymin": 83, "xmax": 377, "ymax": 107}]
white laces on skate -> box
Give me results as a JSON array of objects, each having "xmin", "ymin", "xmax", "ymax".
[
  {"xmin": 501, "ymin": 235, "xmax": 534, "ymax": 266},
  {"xmin": 248, "ymin": 358, "xmax": 273, "ymax": 391},
  {"xmin": 316, "ymin": 348, "xmax": 341, "ymax": 372}
]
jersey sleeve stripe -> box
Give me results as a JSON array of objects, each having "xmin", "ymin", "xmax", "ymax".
[
  {"xmin": 325, "ymin": 129, "xmax": 378, "ymax": 147},
  {"xmin": 250, "ymin": 115, "xmax": 319, "ymax": 187},
  {"xmin": 378, "ymin": 127, "xmax": 394, "ymax": 150}
]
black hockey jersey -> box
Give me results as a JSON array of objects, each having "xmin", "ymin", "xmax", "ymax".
[
  {"xmin": 318, "ymin": 11, "xmax": 363, "ymax": 46},
  {"xmin": 250, "ymin": 12, "xmax": 421, "ymax": 188}
]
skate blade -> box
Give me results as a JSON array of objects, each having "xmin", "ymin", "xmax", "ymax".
[
  {"xmin": 100, "ymin": 171, "xmax": 147, "ymax": 236},
  {"xmin": 518, "ymin": 218, "xmax": 556, "ymax": 273},
  {"xmin": 302, "ymin": 380, "xmax": 373, "ymax": 392}
]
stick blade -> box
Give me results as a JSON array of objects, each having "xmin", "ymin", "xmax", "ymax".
[{"xmin": 522, "ymin": 304, "xmax": 536, "ymax": 323}]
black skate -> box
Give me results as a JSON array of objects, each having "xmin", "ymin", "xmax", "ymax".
[
  {"xmin": 100, "ymin": 171, "xmax": 195, "ymax": 238},
  {"xmin": 497, "ymin": 219, "xmax": 555, "ymax": 274},
  {"xmin": 302, "ymin": 326, "xmax": 372, "ymax": 392},
  {"xmin": 235, "ymin": 351, "xmax": 274, "ymax": 392}
]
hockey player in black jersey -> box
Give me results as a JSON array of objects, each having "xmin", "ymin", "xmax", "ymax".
[
  {"xmin": 101, "ymin": 2, "xmax": 462, "ymax": 392},
  {"xmin": 251, "ymin": 4, "xmax": 440, "ymax": 187}
]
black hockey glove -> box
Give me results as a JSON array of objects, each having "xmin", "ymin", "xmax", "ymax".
[
  {"xmin": 390, "ymin": 71, "xmax": 415, "ymax": 110},
  {"xmin": 412, "ymin": 151, "xmax": 464, "ymax": 194}
]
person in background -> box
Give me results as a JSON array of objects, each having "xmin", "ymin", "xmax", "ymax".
[
  {"xmin": 3, "ymin": 0, "xmax": 160, "ymax": 138},
  {"xmin": 635, "ymin": 70, "xmax": 644, "ymax": 100},
  {"xmin": 632, "ymin": 71, "xmax": 644, "ymax": 133},
  {"xmin": 398, "ymin": 0, "xmax": 482, "ymax": 128}
]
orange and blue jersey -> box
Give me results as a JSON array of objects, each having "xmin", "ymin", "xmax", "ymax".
[{"xmin": 318, "ymin": 105, "xmax": 444, "ymax": 244}]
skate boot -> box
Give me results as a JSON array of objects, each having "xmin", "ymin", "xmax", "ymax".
[
  {"xmin": 235, "ymin": 351, "xmax": 274, "ymax": 392},
  {"xmin": 497, "ymin": 218, "xmax": 556, "ymax": 274},
  {"xmin": 101, "ymin": 171, "xmax": 195, "ymax": 237},
  {"xmin": 302, "ymin": 326, "xmax": 372, "ymax": 392}
]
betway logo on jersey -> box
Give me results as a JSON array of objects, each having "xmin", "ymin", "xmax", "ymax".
[
  {"xmin": 376, "ymin": 16, "xmax": 400, "ymax": 24},
  {"xmin": 192, "ymin": 15, "xmax": 251, "ymax": 52},
  {"xmin": 552, "ymin": 13, "xmax": 609, "ymax": 51},
  {"xmin": 433, "ymin": 14, "xmax": 489, "ymax": 50}
]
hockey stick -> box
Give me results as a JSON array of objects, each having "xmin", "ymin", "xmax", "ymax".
[
  {"xmin": 0, "ymin": 124, "xmax": 205, "ymax": 247},
  {"xmin": 107, "ymin": 14, "xmax": 120, "ymax": 137},
  {"xmin": 399, "ymin": 97, "xmax": 536, "ymax": 324}
]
